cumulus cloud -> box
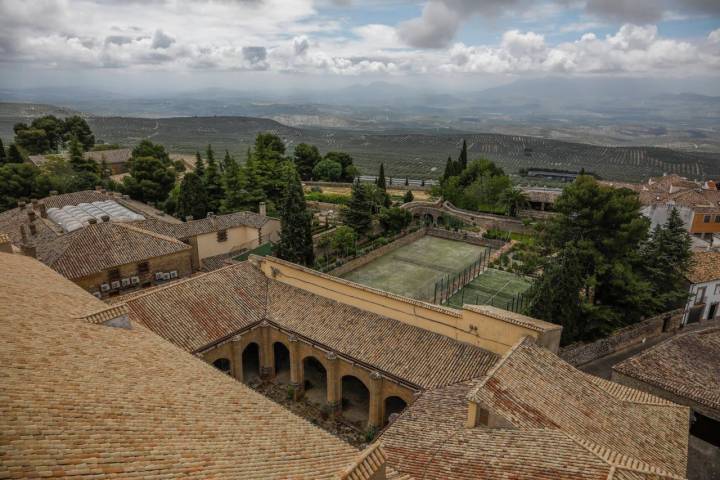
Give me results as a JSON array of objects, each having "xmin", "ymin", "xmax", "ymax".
[{"xmin": 151, "ymin": 30, "xmax": 175, "ymax": 49}]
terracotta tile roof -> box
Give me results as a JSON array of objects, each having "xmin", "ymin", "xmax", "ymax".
[
  {"xmin": 686, "ymin": 251, "xmax": 720, "ymax": 284},
  {"xmin": 200, "ymin": 251, "xmax": 242, "ymax": 272},
  {"xmin": 40, "ymin": 222, "xmax": 191, "ymax": 279},
  {"xmin": 120, "ymin": 262, "xmax": 498, "ymax": 389},
  {"xmin": 0, "ymin": 252, "xmax": 372, "ymax": 479},
  {"xmin": 613, "ymin": 327, "xmax": 720, "ymax": 414},
  {"xmin": 267, "ymin": 280, "xmax": 499, "ymax": 389},
  {"xmin": 467, "ymin": 338, "xmax": 689, "ymax": 477},
  {"xmin": 381, "ymin": 339, "xmax": 689, "ymax": 480},
  {"xmin": 122, "ymin": 263, "xmax": 267, "ymax": 352},
  {"xmin": 136, "ymin": 211, "xmax": 271, "ymax": 239}
]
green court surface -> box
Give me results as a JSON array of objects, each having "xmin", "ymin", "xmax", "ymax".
[
  {"xmin": 446, "ymin": 268, "xmax": 532, "ymax": 310},
  {"xmin": 341, "ymin": 235, "xmax": 490, "ymax": 301}
]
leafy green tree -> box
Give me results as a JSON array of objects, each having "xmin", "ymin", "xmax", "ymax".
[
  {"xmin": 255, "ymin": 133, "xmax": 286, "ymax": 155},
  {"xmin": 294, "ymin": 143, "xmax": 321, "ymax": 180},
  {"xmin": 343, "ymin": 180, "xmax": 374, "ymax": 236},
  {"xmin": 63, "ymin": 116, "xmax": 95, "ymax": 151},
  {"xmin": 0, "ymin": 163, "xmax": 41, "ymax": 211},
  {"xmin": 122, "ymin": 157, "xmax": 176, "ymax": 203},
  {"xmin": 132, "ymin": 140, "xmax": 171, "ymax": 164},
  {"xmin": 32, "ymin": 115, "xmax": 65, "ymax": 151},
  {"xmin": 14, "ymin": 128, "xmax": 50, "ymax": 155},
  {"xmin": 640, "ymin": 208, "xmax": 693, "ymax": 312},
  {"xmin": 176, "ymin": 172, "xmax": 208, "ymax": 221},
  {"xmin": 222, "ymin": 151, "xmax": 258, "ymax": 213},
  {"xmin": 312, "ymin": 158, "xmax": 342, "ymax": 181},
  {"xmin": 458, "ymin": 139, "xmax": 468, "ymax": 171},
  {"xmin": 194, "ymin": 151, "xmax": 205, "ymax": 177},
  {"xmin": 499, "ymin": 187, "xmax": 529, "ymax": 216},
  {"xmin": 379, "ymin": 207, "xmax": 412, "ymax": 234},
  {"xmin": 68, "ymin": 137, "xmax": 99, "ymax": 175},
  {"xmin": 403, "ymin": 190, "xmax": 414, "ymax": 203},
  {"xmin": 324, "ymin": 151, "xmax": 356, "ymax": 181},
  {"xmin": 204, "ymin": 145, "xmax": 224, "ymax": 213},
  {"xmin": 277, "ymin": 169, "xmax": 314, "ymax": 266},
  {"xmin": 331, "ymin": 225, "xmax": 357, "ymax": 256}
]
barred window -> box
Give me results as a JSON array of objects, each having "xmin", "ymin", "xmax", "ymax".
[{"xmin": 217, "ymin": 229, "xmax": 228, "ymax": 242}]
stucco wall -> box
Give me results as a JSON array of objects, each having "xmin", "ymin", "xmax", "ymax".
[
  {"xmin": 684, "ymin": 280, "xmax": 720, "ymax": 324},
  {"xmin": 195, "ymin": 225, "xmax": 259, "ymax": 260},
  {"xmin": 560, "ymin": 310, "xmax": 683, "ymax": 366},
  {"xmin": 256, "ymin": 256, "xmax": 561, "ymax": 355},
  {"xmin": 74, "ymin": 249, "xmax": 193, "ymax": 298}
]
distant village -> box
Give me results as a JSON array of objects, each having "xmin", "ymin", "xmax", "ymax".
[{"xmin": 1, "ymin": 123, "xmax": 719, "ymax": 479}]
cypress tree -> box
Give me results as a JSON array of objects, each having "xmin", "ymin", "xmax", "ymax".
[
  {"xmin": 177, "ymin": 172, "xmax": 208, "ymax": 221},
  {"xmin": 442, "ymin": 156, "xmax": 453, "ymax": 180},
  {"xmin": 204, "ymin": 144, "xmax": 224, "ymax": 213},
  {"xmin": 277, "ymin": 169, "xmax": 314, "ymax": 266},
  {"xmin": 343, "ymin": 180, "xmax": 374, "ymax": 236},
  {"xmin": 0, "ymin": 137, "xmax": 5, "ymax": 164},
  {"xmin": 194, "ymin": 151, "xmax": 205, "ymax": 177},
  {"xmin": 7, "ymin": 143, "xmax": 24, "ymax": 163},
  {"xmin": 221, "ymin": 150, "xmax": 235, "ymax": 174},
  {"xmin": 376, "ymin": 163, "xmax": 386, "ymax": 191},
  {"xmin": 458, "ymin": 139, "xmax": 468, "ymax": 171}
]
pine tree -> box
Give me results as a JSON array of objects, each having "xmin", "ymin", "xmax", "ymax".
[
  {"xmin": 0, "ymin": 137, "xmax": 5, "ymax": 164},
  {"xmin": 458, "ymin": 139, "xmax": 468, "ymax": 171},
  {"xmin": 177, "ymin": 172, "xmax": 208, "ymax": 221},
  {"xmin": 277, "ymin": 169, "xmax": 314, "ymax": 266},
  {"xmin": 194, "ymin": 151, "xmax": 205, "ymax": 177},
  {"xmin": 221, "ymin": 153, "xmax": 255, "ymax": 213},
  {"xmin": 204, "ymin": 144, "xmax": 224, "ymax": 214},
  {"xmin": 7, "ymin": 143, "xmax": 24, "ymax": 164},
  {"xmin": 68, "ymin": 136, "xmax": 98, "ymax": 174},
  {"xmin": 221, "ymin": 150, "xmax": 235, "ymax": 174},
  {"xmin": 376, "ymin": 163, "xmax": 386, "ymax": 191},
  {"xmin": 343, "ymin": 180, "xmax": 374, "ymax": 236}
]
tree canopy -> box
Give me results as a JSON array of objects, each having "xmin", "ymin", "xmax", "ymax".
[{"xmin": 277, "ymin": 169, "xmax": 314, "ymax": 266}]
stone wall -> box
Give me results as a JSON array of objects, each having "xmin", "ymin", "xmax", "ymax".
[
  {"xmin": 328, "ymin": 228, "xmax": 427, "ymax": 277},
  {"xmin": 560, "ymin": 309, "xmax": 684, "ymax": 366},
  {"xmin": 426, "ymin": 228, "xmax": 507, "ymax": 249}
]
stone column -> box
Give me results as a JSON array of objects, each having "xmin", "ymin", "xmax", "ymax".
[
  {"xmin": 368, "ymin": 371, "xmax": 383, "ymax": 429},
  {"xmin": 325, "ymin": 351, "xmax": 341, "ymax": 413},
  {"xmin": 231, "ymin": 338, "xmax": 244, "ymax": 383},
  {"xmin": 259, "ymin": 323, "xmax": 274, "ymax": 379},
  {"xmin": 288, "ymin": 335, "xmax": 302, "ymax": 400}
]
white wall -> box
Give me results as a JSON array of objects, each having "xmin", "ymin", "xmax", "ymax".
[{"xmin": 683, "ymin": 280, "xmax": 720, "ymax": 324}]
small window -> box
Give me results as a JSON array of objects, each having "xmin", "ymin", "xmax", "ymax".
[
  {"xmin": 137, "ymin": 262, "xmax": 149, "ymax": 274},
  {"xmin": 715, "ymin": 215, "xmax": 720, "ymax": 223},
  {"xmin": 704, "ymin": 215, "xmax": 711, "ymax": 223},
  {"xmin": 217, "ymin": 229, "xmax": 228, "ymax": 242},
  {"xmin": 108, "ymin": 268, "xmax": 121, "ymax": 282}
]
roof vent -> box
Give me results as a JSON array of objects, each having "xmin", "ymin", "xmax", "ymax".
[
  {"xmin": 101, "ymin": 214, "xmax": 110, "ymax": 222},
  {"xmin": 49, "ymin": 190, "xmax": 58, "ymax": 196},
  {"xmin": 207, "ymin": 212, "xmax": 214, "ymax": 218},
  {"xmin": 88, "ymin": 218, "xmax": 98, "ymax": 225},
  {"xmin": 185, "ymin": 215, "xmax": 194, "ymax": 222},
  {"xmin": 27, "ymin": 210, "xmax": 36, "ymax": 222},
  {"xmin": 18, "ymin": 200, "xmax": 26, "ymax": 209}
]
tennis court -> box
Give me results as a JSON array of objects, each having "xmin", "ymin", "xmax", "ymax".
[
  {"xmin": 446, "ymin": 268, "xmax": 532, "ymax": 310},
  {"xmin": 341, "ymin": 235, "xmax": 490, "ymax": 301}
]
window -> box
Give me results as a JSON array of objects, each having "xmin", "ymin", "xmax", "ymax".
[
  {"xmin": 715, "ymin": 283, "xmax": 720, "ymax": 295},
  {"xmin": 108, "ymin": 268, "xmax": 121, "ymax": 282},
  {"xmin": 137, "ymin": 262, "xmax": 149, "ymax": 274},
  {"xmin": 217, "ymin": 229, "xmax": 228, "ymax": 242},
  {"xmin": 696, "ymin": 286, "xmax": 707, "ymax": 304},
  {"xmin": 715, "ymin": 215, "xmax": 720, "ymax": 223},
  {"xmin": 703, "ymin": 215, "xmax": 711, "ymax": 223}
]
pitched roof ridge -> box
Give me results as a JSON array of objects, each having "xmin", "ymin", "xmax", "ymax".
[
  {"xmin": 463, "ymin": 304, "xmax": 561, "ymax": 333},
  {"xmin": 585, "ymin": 375, "xmax": 679, "ymax": 408},
  {"xmin": 117, "ymin": 221, "xmax": 191, "ymax": 246},
  {"xmin": 466, "ymin": 335, "xmax": 533, "ymax": 402},
  {"xmin": 566, "ymin": 434, "xmax": 686, "ymax": 479},
  {"xmin": 74, "ymin": 303, "xmax": 129, "ymax": 325},
  {"xmin": 338, "ymin": 443, "xmax": 387, "ymax": 480}
]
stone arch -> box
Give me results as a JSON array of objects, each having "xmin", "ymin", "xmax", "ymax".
[
  {"xmin": 422, "ymin": 212, "xmax": 435, "ymax": 225},
  {"xmin": 242, "ymin": 342, "xmax": 260, "ymax": 384},
  {"xmin": 302, "ymin": 356, "xmax": 327, "ymax": 405},
  {"xmin": 212, "ymin": 357, "xmax": 231, "ymax": 374},
  {"xmin": 383, "ymin": 395, "xmax": 407, "ymax": 426},
  {"xmin": 273, "ymin": 342, "xmax": 290, "ymax": 383},
  {"xmin": 341, "ymin": 375, "xmax": 370, "ymax": 428}
]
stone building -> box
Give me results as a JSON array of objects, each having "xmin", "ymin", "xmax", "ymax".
[
  {"xmin": 613, "ymin": 327, "xmax": 720, "ymax": 447},
  {"xmin": 682, "ymin": 251, "xmax": 720, "ymax": 324},
  {"xmin": 0, "ymin": 190, "xmax": 278, "ymax": 295},
  {"xmin": 0, "ymin": 252, "xmax": 401, "ymax": 479}
]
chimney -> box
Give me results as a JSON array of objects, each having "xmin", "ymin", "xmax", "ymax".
[
  {"xmin": 49, "ymin": 190, "xmax": 58, "ymax": 196},
  {"xmin": 27, "ymin": 210, "xmax": 36, "ymax": 222},
  {"xmin": 95, "ymin": 185, "xmax": 103, "ymax": 192},
  {"xmin": 0, "ymin": 234, "xmax": 12, "ymax": 254},
  {"xmin": 38, "ymin": 202, "xmax": 47, "ymax": 218},
  {"xmin": 18, "ymin": 200, "xmax": 26, "ymax": 209},
  {"xmin": 31, "ymin": 198, "xmax": 38, "ymax": 208},
  {"xmin": 88, "ymin": 218, "xmax": 98, "ymax": 225},
  {"xmin": 185, "ymin": 216, "xmax": 193, "ymax": 222},
  {"xmin": 100, "ymin": 214, "xmax": 110, "ymax": 223},
  {"xmin": 259, "ymin": 202, "xmax": 267, "ymax": 217},
  {"xmin": 207, "ymin": 212, "xmax": 214, "ymax": 218},
  {"xmin": 28, "ymin": 223, "xmax": 37, "ymax": 235},
  {"xmin": 21, "ymin": 244, "xmax": 37, "ymax": 258},
  {"xmin": 466, "ymin": 401, "xmax": 513, "ymax": 429},
  {"xmin": 20, "ymin": 225, "xmax": 28, "ymax": 243}
]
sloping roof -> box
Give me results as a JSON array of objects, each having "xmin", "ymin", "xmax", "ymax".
[
  {"xmin": 120, "ymin": 262, "xmax": 498, "ymax": 389},
  {"xmin": 136, "ymin": 211, "xmax": 271, "ymax": 239},
  {"xmin": 686, "ymin": 251, "xmax": 720, "ymax": 284},
  {"xmin": 381, "ymin": 338, "xmax": 689, "ymax": 480},
  {"xmin": 613, "ymin": 327, "xmax": 720, "ymax": 414},
  {"xmin": 42, "ymin": 222, "xmax": 191, "ymax": 279},
  {"xmin": 467, "ymin": 338, "xmax": 689, "ymax": 476},
  {"xmin": 86, "ymin": 148, "xmax": 131, "ymax": 164},
  {"xmin": 0, "ymin": 252, "xmax": 369, "ymax": 479}
]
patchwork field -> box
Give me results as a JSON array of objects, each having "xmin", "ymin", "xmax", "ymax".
[
  {"xmin": 446, "ymin": 268, "xmax": 532, "ymax": 311},
  {"xmin": 341, "ymin": 235, "xmax": 489, "ymax": 301}
]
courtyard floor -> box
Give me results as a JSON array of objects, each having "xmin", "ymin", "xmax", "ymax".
[{"xmin": 341, "ymin": 235, "xmax": 490, "ymax": 301}]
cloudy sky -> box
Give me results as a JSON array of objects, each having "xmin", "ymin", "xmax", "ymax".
[{"xmin": 1, "ymin": 0, "xmax": 719, "ymax": 93}]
